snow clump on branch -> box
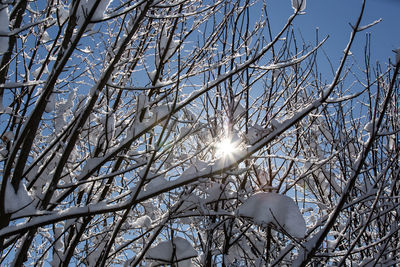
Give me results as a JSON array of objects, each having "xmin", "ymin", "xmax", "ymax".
[{"xmin": 237, "ymin": 192, "xmax": 307, "ymax": 239}]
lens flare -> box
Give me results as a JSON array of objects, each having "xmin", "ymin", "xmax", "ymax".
[{"xmin": 216, "ymin": 137, "xmax": 238, "ymax": 157}]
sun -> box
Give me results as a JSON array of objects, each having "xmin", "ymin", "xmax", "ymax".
[{"xmin": 216, "ymin": 137, "xmax": 238, "ymax": 158}]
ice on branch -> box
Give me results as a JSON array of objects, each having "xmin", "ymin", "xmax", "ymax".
[
  {"xmin": 146, "ymin": 237, "xmax": 197, "ymax": 265},
  {"xmin": 291, "ymin": 0, "xmax": 306, "ymax": 12},
  {"xmin": 237, "ymin": 192, "xmax": 307, "ymax": 238},
  {"xmin": 0, "ymin": 3, "xmax": 9, "ymax": 54}
]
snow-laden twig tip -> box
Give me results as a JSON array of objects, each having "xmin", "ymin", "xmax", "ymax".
[
  {"xmin": 356, "ymin": 18, "xmax": 382, "ymax": 32},
  {"xmin": 291, "ymin": 0, "xmax": 306, "ymax": 13}
]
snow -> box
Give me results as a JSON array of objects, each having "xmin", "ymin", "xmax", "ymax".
[
  {"xmin": 149, "ymin": 69, "xmax": 157, "ymax": 83},
  {"xmin": 2, "ymin": 131, "xmax": 14, "ymax": 143},
  {"xmin": 0, "ymin": 81, "xmax": 45, "ymax": 89},
  {"xmin": 177, "ymin": 193, "xmax": 202, "ymax": 213},
  {"xmin": 51, "ymin": 225, "xmax": 64, "ymax": 266},
  {"xmin": 153, "ymin": 104, "xmax": 172, "ymax": 124},
  {"xmin": 246, "ymin": 125, "xmax": 261, "ymax": 143},
  {"xmin": 395, "ymin": 48, "xmax": 400, "ymax": 64},
  {"xmin": 203, "ymin": 182, "xmax": 235, "ymax": 204},
  {"xmin": 246, "ymin": 123, "xmax": 271, "ymax": 144},
  {"xmin": 387, "ymin": 135, "xmax": 396, "ymax": 151},
  {"xmin": 270, "ymin": 118, "xmax": 281, "ymax": 129},
  {"xmin": 0, "ymin": 201, "xmax": 125, "ymax": 238},
  {"xmin": 0, "ymin": 148, "xmax": 7, "ymax": 159},
  {"xmin": 42, "ymin": 31, "xmax": 51, "ymax": 43},
  {"xmin": 146, "ymin": 236, "xmax": 197, "ymax": 263},
  {"xmin": 0, "ymin": 102, "xmax": 12, "ymax": 114},
  {"xmin": 178, "ymin": 125, "xmax": 192, "ymax": 140},
  {"xmin": 233, "ymin": 102, "xmax": 246, "ymax": 120},
  {"xmin": 291, "ymin": 0, "xmax": 306, "ymax": 12},
  {"xmin": 173, "ymin": 259, "xmax": 195, "ymax": 267},
  {"xmin": 359, "ymin": 257, "xmax": 374, "ymax": 266},
  {"xmin": 237, "ymin": 192, "xmax": 307, "ymax": 239},
  {"xmin": 163, "ymin": 38, "xmax": 179, "ymax": 60},
  {"xmin": 169, "ymin": 39, "xmax": 179, "ymax": 57},
  {"xmin": 131, "ymin": 215, "xmax": 152, "ymax": 228},
  {"xmin": 206, "ymin": 182, "xmax": 224, "ymax": 201},
  {"xmin": 81, "ymin": 157, "xmax": 103, "ymax": 176},
  {"xmin": 75, "ymin": 0, "xmax": 111, "ymax": 29},
  {"xmin": 31, "ymin": 67, "xmax": 40, "ymax": 79},
  {"xmin": 363, "ymin": 120, "xmax": 378, "ymax": 133},
  {"xmin": 181, "ymin": 159, "xmax": 208, "ymax": 176},
  {"xmin": 157, "ymin": 28, "xmax": 179, "ymax": 66},
  {"xmin": 57, "ymin": 4, "xmax": 69, "ymax": 25},
  {"xmin": 106, "ymin": 111, "xmax": 115, "ymax": 142},
  {"xmin": 87, "ymin": 241, "xmax": 106, "ymax": 267},
  {"xmin": 183, "ymin": 108, "xmax": 196, "ymax": 122},
  {"xmin": 4, "ymin": 180, "xmax": 36, "ymax": 217},
  {"xmin": 144, "ymin": 175, "xmax": 167, "ymax": 192},
  {"xmin": 136, "ymin": 93, "xmax": 148, "ymax": 118},
  {"xmin": 0, "ymin": 3, "xmax": 9, "ymax": 54},
  {"xmin": 92, "ymin": 0, "xmax": 111, "ymax": 21},
  {"xmin": 272, "ymin": 69, "xmax": 281, "ymax": 79},
  {"xmin": 318, "ymin": 123, "xmax": 334, "ymax": 143},
  {"xmin": 32, "ymin": 64, "xmax": 49, "ymax": 79},
  {"xmin": 255, "ymin": 168, "xmax": 268, "ymax": 188},
  {"xmin": 45, "ymin": 93, "xmax": 56, "ymax": 113},
  {"xmin": 160, "ymin": 28, "xmax": 169, "ymax": 53}
]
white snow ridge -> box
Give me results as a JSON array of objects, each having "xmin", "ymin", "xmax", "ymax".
[{"xmin": 237, "ymin": 192, "xmax": 307, "ymax": 239}]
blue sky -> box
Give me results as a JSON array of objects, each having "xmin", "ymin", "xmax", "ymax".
[{"xmin": 268, "ymin": 0, "xmax": 400, "ymax": 67}]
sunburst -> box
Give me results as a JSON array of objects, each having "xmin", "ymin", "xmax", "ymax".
[{"xmin": 215, "ymin": 136, "xmax": 240, "ymax": 158}]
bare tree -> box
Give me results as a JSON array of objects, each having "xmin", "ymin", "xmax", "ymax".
[{"xmin": 0, "ymin": 0, "xmax": 399, "ymax": 266}]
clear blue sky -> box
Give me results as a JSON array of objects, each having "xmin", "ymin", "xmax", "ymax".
[{"xmin": 268, "ymin": 0, "xmax": 400, "ymax": 67}]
